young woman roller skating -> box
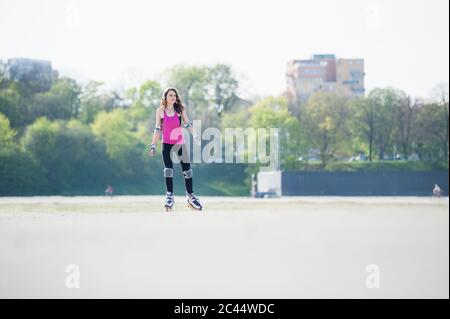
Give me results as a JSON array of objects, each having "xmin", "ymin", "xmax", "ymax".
[{"xmin": 148, "ymin": 87, "xmax": 203, "ymax": 212}]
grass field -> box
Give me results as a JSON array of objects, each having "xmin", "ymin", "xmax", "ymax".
[{"xmin": 0, "ymin": 196, "xmax": 448, "ymax": 298}]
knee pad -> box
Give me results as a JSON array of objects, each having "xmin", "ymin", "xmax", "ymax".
[
  {"xmin": 183, "ymin": 169, "xmax": 193, "ymax": 179},
  {"xmin": 164, "ymin": 168, "xmax": 174, "ymax": 178}
]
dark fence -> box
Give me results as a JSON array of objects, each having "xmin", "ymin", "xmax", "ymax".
[{"xmin": 282, "ymin": 171, "xmax": 449, "ymax": 196}]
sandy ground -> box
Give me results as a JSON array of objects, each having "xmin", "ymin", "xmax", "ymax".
[{"xmin": 0, "ymin": 196, "xmax": 448, "ymax": 299}]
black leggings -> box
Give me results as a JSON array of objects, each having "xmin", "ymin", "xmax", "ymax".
[{"xmin": 162, "ymin": 143, "xmax": 193, "ymax": 194}]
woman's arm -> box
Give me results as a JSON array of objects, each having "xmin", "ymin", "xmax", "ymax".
[
  {"xmin": 181, "ymin": 109, "xmax": 194, "ymax": 135},
  {"xmin": 152, "ymin": 108, "xmax": 163, "ymax": 144},
  {"xmin": 148, "ymin": 107, "xmax": 163, "ymax": 156},
  {"xmin": 181, "ymin": 109, "xmax": 200, "ymax": 144}
]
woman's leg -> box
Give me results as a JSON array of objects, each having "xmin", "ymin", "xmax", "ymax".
[
  {"xmin": 161, "ymin": 143, "xmax": 174, "ymax": 193},
  {"xmin": 176, "ymin": 145, "xmax": 202, "ymax": 209},
  {"xmin": 177, "ymin": 145, "xmax": 193, "ymax": 194},
  {"xmin": 181, "ymin": 161, "xmax": 193, "ymax": 194}
]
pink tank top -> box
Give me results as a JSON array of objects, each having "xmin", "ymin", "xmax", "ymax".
[{"xmin": 162, "ymin": 109, "xmax": 184, "ymax": 145}]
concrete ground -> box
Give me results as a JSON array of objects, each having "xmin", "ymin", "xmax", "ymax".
[{"xmin": 0, "ymin": 196, "xmax": 448, "ymax": 298}]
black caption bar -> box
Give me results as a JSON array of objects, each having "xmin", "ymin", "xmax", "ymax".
[{"xmin": 0, "ymin": 299, "xmax": 447, "ymax": 318}]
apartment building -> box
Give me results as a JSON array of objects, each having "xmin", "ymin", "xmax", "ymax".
[{"xmin": 286, "ymin": 54, "xmax": 365, "ymax": 100}]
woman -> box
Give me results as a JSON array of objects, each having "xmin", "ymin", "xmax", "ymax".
[{"xmin": 148, "ymin": 87, "xmax": 203, "ymax": 211}]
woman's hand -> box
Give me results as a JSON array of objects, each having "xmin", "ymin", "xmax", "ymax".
[
  {"xmin": 148, "ymin": 144, "xmax": 157, "ymax": 157},
  {"xmin": 160, "ymin": 98, "xmax": 165, "ymax": 108}
]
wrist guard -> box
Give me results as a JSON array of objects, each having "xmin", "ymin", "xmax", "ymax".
[{"xmin": 184, "ymin": 121, "xmax": 193, "ymax": 128}]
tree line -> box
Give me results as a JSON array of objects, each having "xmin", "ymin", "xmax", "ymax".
[{"xmin": 0, "ymin": 60, "xmax": 448, "ymax": 195}]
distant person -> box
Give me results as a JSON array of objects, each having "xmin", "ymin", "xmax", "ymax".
[
  {"xmin": 105, "ymin": 185, "xmax": 114, "ymax": 198},
  {"xmin": 148, "ymin": 87, "xmax": 203, "ymax": 212},
  {"xmin": 251, "ymin": 174, "xmax": 258, "ymax": 198},
  {"xmin": 433, "ymin": 184, "xmax": 443, "ymax": 198}
]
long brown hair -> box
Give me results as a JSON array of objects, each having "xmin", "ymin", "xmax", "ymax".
[{"xmin": 162, "ymin": 87, "xmax": 185, "ymax": 114}]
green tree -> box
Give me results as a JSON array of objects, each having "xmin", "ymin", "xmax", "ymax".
[
  {"xmin": 349, "ymin": 97, "xmax": 375, "ymax": 161},
  {"xmin": 165, "ymin": 64, "xmax": 208, "ymax": 109},
  {"xmin": 91, "ymin": 109, "xmax": 147, "ymax": 179},
  {"xmin": 165, "ymin": 64, "xmax": 220, "ymax": 129},
  {"xmin": 302, "ymin": 93, "xmax": 351, "ymax": 167},
  {"xmin": 21, "ymin": 117, "xmax": 61, "ymax": 192},
  {"xmin": 0, "ymin": 83, "xmax": 28, "ymax": 129},
  {"xmin": 393, "ymin": 95, "xmax": 418, "ymax": 160},
  {"xmin": 61, "ymin": 119, "xmax": 111, "ymax": 189},
  {"xmin": 0, "ymin": 113, "xmax": 17, "ymax": 149},
  {"xmin": 367, "ymin": 88, "xmax": 398, "ymax": 160},
  {"xmin": 127, "ymin": 80, "xmax": 162, "ymax": 127},
  {"xmin": 430, "ymin": 83, "xmax": 449, "ymax": 160},
  {"xmin": 53, "ymin": 77, "xmax": 82, "ymax": 117},
  {"xmin": 250, "ymin": 96, "xmax": 301, "ymax": 170},
  {"xmin": 21, "ymin": 117, "xmax": 112, "ymax": 193},
  {"xmin": 29, "ymin": 77, "xmax": 82, "ymax": 122},
  {"xmin": 205, "ymin": 64, "xmax": 239, "ymax": 116},
  {"xmin": 0, "ymin": 60, "xmax": 8, "ymax": 90},
  {"xmin": 413, "ymin": 102, "xmax": 449, "ymax": 161},
  {"xmin": 0, "ymin": 147, "xmax": 48, "ymax": 195},
  {"xmin": 78, "ymin": 81, "xmax": 119, "ymax": 124}
]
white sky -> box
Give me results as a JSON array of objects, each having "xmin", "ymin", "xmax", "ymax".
[{"xmin": 0, "ymin": 0, "xmax": 448, "ymax": 99}]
